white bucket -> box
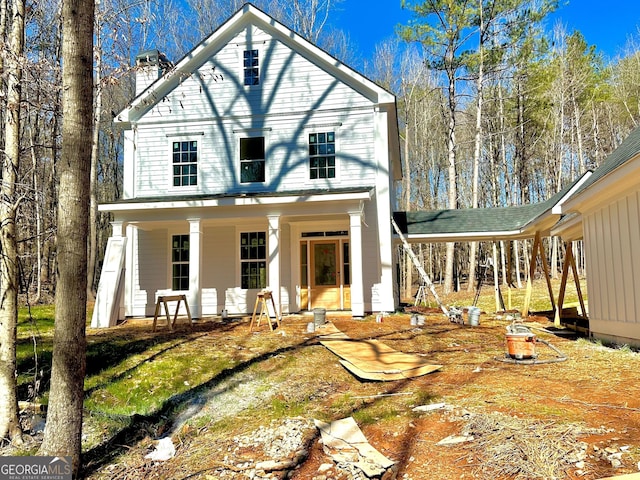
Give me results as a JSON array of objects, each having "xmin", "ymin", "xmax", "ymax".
[{"xmin": 468, "ymin": 307, "xmax": 481, "ymax": 326}]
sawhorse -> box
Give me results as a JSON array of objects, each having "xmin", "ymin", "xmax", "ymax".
[
  {"xmin": 153, "ymin": 294, "xmax": 193, "ymax": 332},
  {"xmin": 250, "ymin": 290, "xmax": 281, "ymax": 331}
]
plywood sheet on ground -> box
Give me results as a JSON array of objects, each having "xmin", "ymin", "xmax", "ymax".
[{"xmin": 319, "ymin": 327, "xmax": 441, "ymax": 380}]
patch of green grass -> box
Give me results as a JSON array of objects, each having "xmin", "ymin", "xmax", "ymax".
[
  {"xmin": 413, "ymin": 390, "xmax": 440, "ymax": 407},
  {"xmin": 270, "ymin": 397, "xmax": 307, "ymax": 417},
  {"xmin": 323, "ymin": 393, "xmax": 361, "ymax": 418},
  {"xmin": 17, "ymin": 304, "xmax": 56, "ymax": 336},
  {"xmin": 352, "ymin": 401, "xmax": 401, "ymax": 427},
  {"xmin": 85, "ymin": 347, "xmax": 234, "ymax": 416}
]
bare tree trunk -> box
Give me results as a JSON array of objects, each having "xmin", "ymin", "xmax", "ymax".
[
  {"xmin": 591, "ymin": 102, "xmax": 601, "ymax": 166},
  {"xmin": 522, "ymin": 239, "xmax": 530, "ymax": 285},
  {"xmin": 514, "ymin": 239, "xmax": 522, "ymax": 288},
  {"xmin": 444, "ymin": 73, "xmax": 457, "ymax": 294},
  {"xmin": 87, "ymin": 35, "xmax": 103, "ymax": 300},
  {"xmin": 403, "ymin": 122, "xmax": 412, "ymax": 300},
  {"xmin": 38, "ymin": 0, "xmax": 94, "ymax": 473},
  {"xmin": 468, "ymin": 0, "xmax": 485, "ymax": 292},
  {"xmin": 0, "ymin": 0, "xmax": 25, "ymax": 445},
  {"xmin": 573, "ymin": 93, "xmax": 585, "ymax": 173},
  {"xmin": 29, "ymin": 127, "xmax": 43, "ymax": 303},
  {"xmin": 500, "ymin": 240, "xmax": 507, "ymax": 286}
]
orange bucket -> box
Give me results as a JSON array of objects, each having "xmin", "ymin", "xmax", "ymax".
[{"xmin": 506, "ymin": 332, "xmax": 536, "ymax": 359}]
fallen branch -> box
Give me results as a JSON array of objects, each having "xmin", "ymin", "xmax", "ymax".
[
  {"xmin": 558, "ymin": 396, "xmax": 640, "ymax": 412},
  {"xmin": 352, "ymin": 392, "xmax": 414, "ymax": 399}
]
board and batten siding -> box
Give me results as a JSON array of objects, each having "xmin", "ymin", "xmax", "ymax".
[{"xmin": 584, "ymin": 189, "xmax": 640, "ymax": 344}]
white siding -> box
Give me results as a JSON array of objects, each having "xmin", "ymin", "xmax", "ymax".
[
  {"xmin": 140, "ymin": 28, "xmax": 371, "ymax": 122},
  {"xmin": 202, "ymin": 225, "xmax": 236, "ymax": 313},
  {"xmin": 585, "ymin": 189, "xmax": 640, "ymax": 344},
  {"xmin": 106, "ymin": 10, "xmax": 399, "ymax": 323},
  {"xmin": 130, "ymin": 25, "xmax": 379, "ymax": 199},
  {"xmin": 134, "ymin": 229, "xmax": 168, "ymax": 316}
]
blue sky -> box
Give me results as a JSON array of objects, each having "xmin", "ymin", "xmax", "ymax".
[{"xmin": 333, "ymin": 0, "xmax": 640, "ymax": 61}]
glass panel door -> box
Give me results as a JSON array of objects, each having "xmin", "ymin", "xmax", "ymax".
[
  {"xmin": 313, "ymin": 242, "xmax": 337, "ymax": 286},
  {"xmin": 310, "ymin": 240, "xmax": 340, "ymax": 309}
]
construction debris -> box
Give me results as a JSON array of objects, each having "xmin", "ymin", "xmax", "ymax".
[
  {"xmin": 315, "ymin": 417, "xmax": 395, "ymax": 478},
  {"xmin": 145, "ymin": 437, "xmax": 176, "ymax": 461}
]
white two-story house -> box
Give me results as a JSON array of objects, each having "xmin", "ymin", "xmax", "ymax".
[{"xmin": 92, "ymin": 3, "xmax": 401, "ymax": 327}]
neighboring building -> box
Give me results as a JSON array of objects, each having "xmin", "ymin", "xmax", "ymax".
[
  {"xmin": 92, "ymin": 3, "xmax": 400, "ymax": 327},
  {"xmin": 553, "ymin": 127, "xmax": 640, "ymax": 346}
]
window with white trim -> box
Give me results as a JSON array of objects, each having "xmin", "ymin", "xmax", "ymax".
[
  {"xmin": 171, "ymin": 234, "xmax": 189, "ymax": 290},
  {"xmin": 172, "ymin": 140, "xmax": 198, "ymax": 186},
  {"xmin": 309, "ymin": 132, "xmax": 335, "ymax": 179},
  {"xmin": 240, "ymin": 232, "xmax": 266, "ymax": 289},
  {"xmin": 240, "ymin": 136, "xmax": 265, "ymax": 183},
  {"xmin": 243, "ymin": 49, "xmax": 259, "ymax": 86}
]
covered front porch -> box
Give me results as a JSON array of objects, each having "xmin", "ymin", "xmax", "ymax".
[{"xmin": 92, "ymin": 188, "xmax": 395, "ymax": 327}]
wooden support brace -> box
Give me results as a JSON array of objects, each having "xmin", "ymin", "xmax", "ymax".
[
  {"xmin": 522, "ymin": 234, "xmax": 539, "ymax": 317},
  {"xmin": 554, "ymin": 241, "xmax": 573, "ymax": 327}
]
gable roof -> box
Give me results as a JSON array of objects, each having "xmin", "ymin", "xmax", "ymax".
[
  {"xmin": 393, "ymin": 173, "xmax": 591, "ymax": 243},
  {"xmin": 116, "ymin": 3, "xmax": 396, "ymax": 124},
  {"xmin": 575, "ymin": 126, "xmax": 640, "ymax": 195},
  {"xmin": 558, "ymin": 126, "xmax": 640, "ymax": 216}
]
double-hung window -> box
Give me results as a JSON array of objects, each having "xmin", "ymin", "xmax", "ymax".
[
  {"xmin": 309, "ymin": 132, "xmax": 335, "ymax": 179},
  {"xmin": 240, "ymin": 232, "xmax": 266, "ymax": 289},
  {"xmin": 172, "ymin": 140, "xmax": 198, "ymax": 186},
  {"xmin": 243, "ymin": 49, "xmax": 259, "ymax": 86},
  {"xmin": 240, "ymin": 136, "xmax": 265, "ymax": 183},
  {"xmin": 171, "ymin": 234, "xmax": 189, "ymax": 291}
]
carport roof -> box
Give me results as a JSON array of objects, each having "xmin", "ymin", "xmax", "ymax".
[{"xmin": 393, "ymin": 174, "xmax": 589, "ymax": 243}]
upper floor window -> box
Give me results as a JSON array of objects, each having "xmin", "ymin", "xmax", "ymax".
[
  {"xmin": 240, "ymin": 232, "xmax": 266, "ymax": 289},
  {"xmin": 171, "ymin": 234, "xmax": 189, "ymax": 290},
  {"xmin": 240, "ymin": 136, "xmax": 265, "ymax": 183},
  {"xmin": 309, "ymin": 132, "xmax": 335, "ymax": 179},
  {"xmin": 173, "ymin": 140, "xmax": 197, "ymax": 186},
  {"xmin": 243, "ymin": 49, "xmax": 259, "ymax": 86}
]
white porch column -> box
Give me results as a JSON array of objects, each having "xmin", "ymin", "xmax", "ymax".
[
  {"xmin": 267, "ymin": 215, "xmax": 281, "ymax": 315},
  {"xmin": 111, "ymin": 220, "xmax": 125, "ymax": 237},
  {"xmin": 188, "ymin": 218, "xmax": 202, "ymax": 319},
  {"xmin": 349, "ymin": 211, "xmax": 365, "ymax": 317}
]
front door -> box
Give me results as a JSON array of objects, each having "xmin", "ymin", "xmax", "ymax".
[
  {"xmin": 300, "ymin": 238, "xmax": 351, "ymax": 310},
  {"xmin": 310, "ymin": 240, "xmax": 340, "ymax": 309}
]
